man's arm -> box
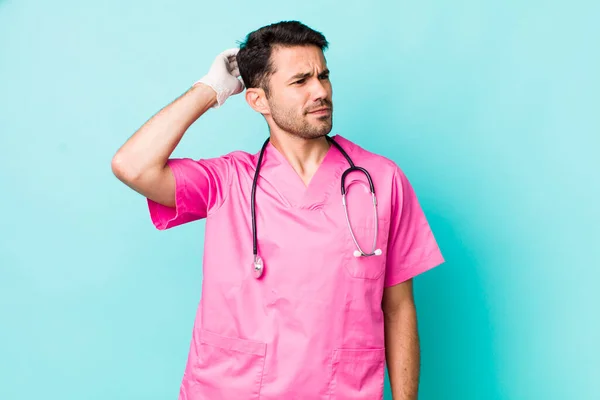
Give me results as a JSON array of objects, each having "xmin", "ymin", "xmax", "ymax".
[
  {"xmin": 111, "ymin": 83, "xmax": 217, "ymax": 207},
  {"xmin": 382, "ymin": 278, "xmax": 420, "ymax": 400},
  {"xmin": 111, "ymin": 48, "xmax": 243, "ymax": 208}
]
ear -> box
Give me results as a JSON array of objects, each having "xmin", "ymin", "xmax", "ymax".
[{"xmin": 245, "ymin": 88, "xmax": 270, "ymax": 115}]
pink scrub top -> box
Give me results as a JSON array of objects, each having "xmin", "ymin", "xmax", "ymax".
[{"xmin": 147, "ymin": 134, "xmax": 444, "ymax": 399}]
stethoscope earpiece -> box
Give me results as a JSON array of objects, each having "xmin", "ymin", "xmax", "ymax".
[
  {"xmin": 253, "ymin": 255, "xmax": 264, "ymax": 279},
  {"xmin": 354, "ymin": 249, "xmax": 382, "ymax": 257}
]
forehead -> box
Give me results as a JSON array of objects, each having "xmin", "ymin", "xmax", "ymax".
[{"xmin": 270, "ymin": 45, "xmax": 327, "ymax": 78}]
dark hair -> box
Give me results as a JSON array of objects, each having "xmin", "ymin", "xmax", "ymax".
[{"xmin": 237, "ymin": 21, "xmax": 329, "ymax": 96}]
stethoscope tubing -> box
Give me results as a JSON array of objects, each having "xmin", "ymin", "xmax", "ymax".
[{"xmin": 251, "ymin": 135, "xmax": 380, "ymax": 278}]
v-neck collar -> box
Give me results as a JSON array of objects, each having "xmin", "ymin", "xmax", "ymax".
[{"xmin": 256, "ymin": 134, "xmax": 352, "ymax": 209}]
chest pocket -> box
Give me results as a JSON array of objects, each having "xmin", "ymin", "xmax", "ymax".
[{"xmin": 339, "ymin": 176, "xmax": 390, "ymax": 280}]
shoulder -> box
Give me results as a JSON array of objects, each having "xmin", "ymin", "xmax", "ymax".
[
  {"xmin": 333, "ymin": 135, "xmax": 415, "ymax": 204},
  {"xmin": 165, "ymin": 148, "xmax": 256, "ymax": 186},
  {"xmin": 188, "ymin": 148, "xmax": 257, "ymax": 170},
  {"xmin": 333, "ymin": 134, "xmax": 401, "ymax": 176}
]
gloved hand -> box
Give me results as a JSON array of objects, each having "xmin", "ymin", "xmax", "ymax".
[{"xmin": 194, "ymin": 48, "xmax": 245, "ymax": 108}]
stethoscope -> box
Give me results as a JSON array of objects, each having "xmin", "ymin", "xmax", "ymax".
[{"xmin": 251, "ymin": 135, "xmax": 381, "ymax": 279}]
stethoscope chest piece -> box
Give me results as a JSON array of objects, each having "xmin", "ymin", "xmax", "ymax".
[{"xmin": 253, "ymin": 255, "xmax": 264, "ymax": 279}]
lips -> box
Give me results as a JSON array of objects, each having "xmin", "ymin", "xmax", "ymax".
[{"xmin": 309, "ymin": 108, "xmax": 331, "ymax": 113}]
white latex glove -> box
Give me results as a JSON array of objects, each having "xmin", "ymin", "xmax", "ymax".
[{"xmin": 194, "ymin": 48, "xmax": 245, "ymax": 108}]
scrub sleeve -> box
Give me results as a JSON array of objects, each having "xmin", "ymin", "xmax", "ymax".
[
  {"xmin": 384, "ymin": 166, "xmax": 445, "ymax": 287},
  {"xmin": 147, "ymin": 157, "xmax": 232, "ymax": 229}
]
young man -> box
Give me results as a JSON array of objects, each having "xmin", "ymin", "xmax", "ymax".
[{"xmin": 112, "ymin": 20, "xmax": 444, "ymax": 400}]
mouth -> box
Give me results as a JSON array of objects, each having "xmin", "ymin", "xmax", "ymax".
[{"xmin": 308, "ymin": 108, "xmax": 332, "ymax": 115}]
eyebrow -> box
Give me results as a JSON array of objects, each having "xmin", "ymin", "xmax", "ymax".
[{"xmin": 288, "ymin": 69, "xmax": 330, "ymax": 83}]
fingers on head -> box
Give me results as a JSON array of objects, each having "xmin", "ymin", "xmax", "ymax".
[{"xmin": 222, "ymin": 47, "xmax": 240, "ymax": 60}]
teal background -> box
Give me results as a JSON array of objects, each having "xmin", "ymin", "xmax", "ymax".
[{"xmin": 1, "ymin": 0, "xmax": 598, "ymax": 399}]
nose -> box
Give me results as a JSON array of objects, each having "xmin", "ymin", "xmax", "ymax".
[{"xmin": 311, "ymin": 77, "xmax": 329, "ymax": 102}]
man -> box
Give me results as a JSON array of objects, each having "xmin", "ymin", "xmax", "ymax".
[{"xmin": 112, "ymin": 20, "xmax": 444, "ymax": 400}]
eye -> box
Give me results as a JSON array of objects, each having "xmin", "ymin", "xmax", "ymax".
[
  {"xmin": 319, "ymin": 72, "xmax": 330, "ymax": 80},
  {"xmin": 294, "ymin": 78, "xmax": 306, "ymax": 85}
]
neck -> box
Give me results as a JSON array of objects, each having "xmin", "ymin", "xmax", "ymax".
[{"xmin": 269, "ymin": 131, "xmax": 331, "ymax": 186}]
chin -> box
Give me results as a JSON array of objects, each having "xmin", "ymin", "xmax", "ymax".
[{"xmin": 305, "ymin": 129, "xmax": 332, "ymax": 140}]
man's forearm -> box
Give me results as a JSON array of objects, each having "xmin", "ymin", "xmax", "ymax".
[{"xmin": 384, "ymin": 303, "xmax": 420, "ymax": 400}]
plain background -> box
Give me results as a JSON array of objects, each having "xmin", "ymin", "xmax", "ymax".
[{"xmin": 1, "ymin": 0, "xmax": 598, "ymax": 399}]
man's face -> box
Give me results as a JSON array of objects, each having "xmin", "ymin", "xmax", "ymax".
[{"xmin": 264, "ymin": 45, "xmax": 333, "ymax": 139}]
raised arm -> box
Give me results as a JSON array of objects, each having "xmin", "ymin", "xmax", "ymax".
[{"xmin": 111, "ymin": 48, "xmax": 244, "ymax": 208}]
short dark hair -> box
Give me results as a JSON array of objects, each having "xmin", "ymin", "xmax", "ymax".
[{"xmin": 237, "ymin": 21, "xmax": 329, "ymax": 96}]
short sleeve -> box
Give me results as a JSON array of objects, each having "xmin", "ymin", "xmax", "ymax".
[
  {"xmin": 147, "ymin": 155, "xmax": 233, "ymax": 230},
  {"xmin": 384, "ymin": 166, "xmax": 445, "ymax": 287}
]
